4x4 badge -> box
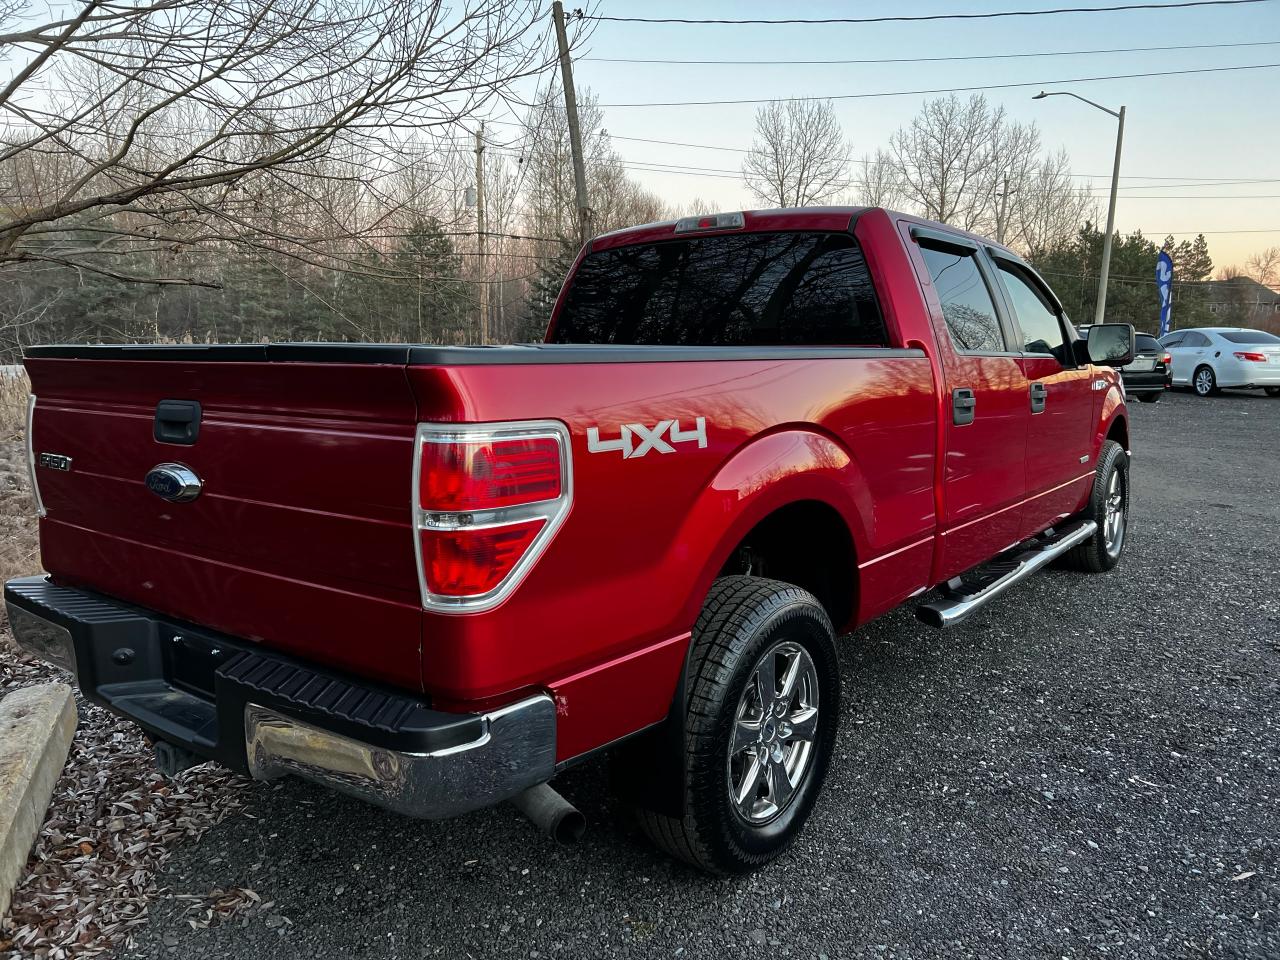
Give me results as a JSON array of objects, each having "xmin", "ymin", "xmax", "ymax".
[{"xmin": 587, "ymin": 418, "xmax": 707, "ymax": 459}]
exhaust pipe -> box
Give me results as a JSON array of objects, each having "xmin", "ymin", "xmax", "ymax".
[{"xmin": 509, "ymin": 783, "xmax": 585, "ymax": 846}]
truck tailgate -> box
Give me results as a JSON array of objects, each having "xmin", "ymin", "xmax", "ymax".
[{"xmin": 24, "ymin": 353, "xmax": 425, "ymax": 691}]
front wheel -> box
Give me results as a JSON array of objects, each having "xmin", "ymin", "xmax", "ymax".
[
  {"xmin": 1193, "ymin": 365, "xmax": 1218, "ymax": 397},
  {"xmin": 1062, "ymin": 439, "xmax": 1129, "ymax": 573},
  {"xmin": 634, "ymin": 576, "xmax": 840, "ymax": 875}
]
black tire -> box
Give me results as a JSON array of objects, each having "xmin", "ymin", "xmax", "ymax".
[
  {"xmin": 634, "ymin": 576, "xmax": 840, "ymax": 875},
  {"xmin": 1137, "ymin": 392, "xmax": 1162, "ymax": 403},
  {"xmin": 1266, "ymin": 387, "xmax": 1280, "ymax": 397},
  {"xmin": 1062, "ymin": 439, "xmax": 1129, "ymax": 573},
  {"xmin": 1192, "ymin": 364, "xmax": 1218, "ymax": 397}
]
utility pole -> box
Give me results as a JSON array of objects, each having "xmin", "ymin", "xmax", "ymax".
[
  {"xmin": 552, "ymin": 1, "xmax": 590, "ymax": 246},
  {"xmin": 474, "ymin": 122, "xmax": 488, "ymax": 344},
  {"xmin": 1033, "ymin": 90, "xmax": 1125, "ymax": 325},
  {"xmin": 995, "ymin": 175, "xmax": 1012, "ymax": 245},
  {"xmin": 1096, "ymin": 105, "xmax": 1126, "ymax": 327}
]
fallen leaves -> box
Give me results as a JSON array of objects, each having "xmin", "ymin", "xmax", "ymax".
[{"xmin": 0, "ymin": 638, "xmax": 248, "ymax": 957}]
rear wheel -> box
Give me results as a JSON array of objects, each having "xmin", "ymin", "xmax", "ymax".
[
  {"xmin": 1193, "ymin": 365, "xmax": 1218, "ymax": 397},
  {"xmin": 1137, "ymin": 392, "xmax": 1162, "ymax": 404},
  {"xmin": 1266, "ymin": 387, "xmax": 1280, "ymax": 397},
  {"xmin": 1063, "ymin": 439, "xmax": 1129, "ymax": 573},
  {"xmin": 634, "ymin": 576, "xmax": 839, "ymax": 875}
]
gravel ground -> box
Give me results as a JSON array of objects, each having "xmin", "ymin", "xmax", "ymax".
[{"xmin": 98, "ymin": 388, "xmax": 1280, "ymax": 959}]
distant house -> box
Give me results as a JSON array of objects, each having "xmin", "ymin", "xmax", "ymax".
[{"xmin": 1203, "ymin": 277, "xmax": 1280, "ymax": 331}]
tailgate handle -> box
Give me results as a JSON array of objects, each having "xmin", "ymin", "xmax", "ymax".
[{"xmin": 154, "ymin": 400, "xmax": 201, "ymax": 445}]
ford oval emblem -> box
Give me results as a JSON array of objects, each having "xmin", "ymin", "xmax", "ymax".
[{"xmin": 145, "ymin": 463, "xmax": 202, "ymax": 503}]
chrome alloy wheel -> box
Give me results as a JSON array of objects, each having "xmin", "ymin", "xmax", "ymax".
[
  {"xmin": 1103, "ymin": 467, "xmax": 1127, "ymax": 558},
  {"xmin": 1194, "ymin": 367, "xmax": 1215, "ymax": 396},
  {"xmin": 727, "ymin": 640, "xmax": 820, "ymax": 825}
]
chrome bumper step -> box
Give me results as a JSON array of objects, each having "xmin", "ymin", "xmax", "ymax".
[{"xmin": 916, "ymin": 519, "xmax": 1098, "ymax": 629}]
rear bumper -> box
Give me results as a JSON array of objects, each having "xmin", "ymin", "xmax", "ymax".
[
  {"xmin": 1121, "ymin": 369, "xmax": 1171, "ymax": 392},
  {"xmin": 4, "ymin": 576, "xmax": 555, "ymax": 819},
  {"xmin": 1220, "ymin": 368, "xmax": 1280, "ymax": 388}
]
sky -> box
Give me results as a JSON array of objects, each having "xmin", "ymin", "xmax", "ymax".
[{"xmin": 527, "ymin": 0, "xmax": 1280, "ymax": 270}]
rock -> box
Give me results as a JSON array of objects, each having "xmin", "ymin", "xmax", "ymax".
[{"xmin": 0, "ymin": 683, "xmax": 77, "ymax": 918}]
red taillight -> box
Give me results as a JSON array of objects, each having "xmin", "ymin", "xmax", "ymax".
[
  {"xmin": 419, "ymin": 437, "xmax": 561, "ymax": 511},
  {"xmin": 413, "ymin": 422, "xmax": 570, "ymax": 611},
  {"xmin": 1234, "ymin": 351, "xmax": 1267, "ymax": 362},
  {"xmin": 1161, "ymin": 353, "xmax": 1172, "ymax": 366},
  {"xmin": 420, "ymin": 520, "xmax": 546, "ymax": 596}
]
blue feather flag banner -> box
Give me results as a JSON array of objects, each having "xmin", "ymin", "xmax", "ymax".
[{"xmin": 1156, "ymin": 250, "xmax": 1174, "ymax": 337}]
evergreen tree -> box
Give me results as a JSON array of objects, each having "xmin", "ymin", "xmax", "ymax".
[
  {"xmin": 1029, "ymin": 223, "xmax": 1212, "ymax": 333},
  {"xmin": 520, "ymin": 240, "xmax": 577, "ymax": 341}
]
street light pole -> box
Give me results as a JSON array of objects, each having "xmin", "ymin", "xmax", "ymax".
[{"xmin": 1034, "ymin": 91, "xmax": 1126, "ymax": 326}]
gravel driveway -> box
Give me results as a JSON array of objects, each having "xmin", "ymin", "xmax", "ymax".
[{"xmin": 120, "ymin": 389, "xmax": 1279, "ymax": 960}]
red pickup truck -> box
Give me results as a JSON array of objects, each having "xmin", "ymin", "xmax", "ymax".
[{"xmin": 7, "ymin": 207, "xmax": 1135, "ymax": 874}]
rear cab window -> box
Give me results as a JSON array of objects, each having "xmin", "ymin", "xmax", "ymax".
[{"xmin": 551, "ymin": 231, "xmax": 886, "ymax": 346}]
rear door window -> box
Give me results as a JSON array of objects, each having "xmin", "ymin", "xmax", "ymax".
[
  {"xmin": 918, "ymin": 245, "xmax": 1007, "ymax": 353},
  {"xmin": 552, "ymin": 231, "xmax": 886, "ymax": 346}
]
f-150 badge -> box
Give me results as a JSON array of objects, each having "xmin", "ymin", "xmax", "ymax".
[{"xmin": 587, "ymin": 418, "xmax": 707, "ymax": 459}]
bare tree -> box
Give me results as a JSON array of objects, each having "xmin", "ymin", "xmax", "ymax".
[
  {"xmin": 741, "ymin": 99, "xmax": 850, "ymax": 208},
  {"xmin": 985, "ymin": 117, "xmax": 1041, "ymax": 242},
  {"xmin": 0, "ymin": 0, "xmax": 550, "ymax": 284},
  {"xmin": 1245, "ymin": 246, "xmax": 1280, "ymax": 287},
  {"xmin": 852, "ymin": 150, "xmax": 902, "ymax": 209},
  {"xmin": 887, "ymin": 94, "xmax": 997, "ymax": 229},
  {"xmin": 521, "ymin": 84, "xmax": 667, "ymax": 241},
  {"xmin": 676, "ymin": 196, "xmax": 722, "ymax": 217},
  {"xmin": 1010, "ymin": 149, "xmax": 1095, "ymax": 260}
]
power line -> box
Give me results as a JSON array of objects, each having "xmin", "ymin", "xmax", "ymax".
[
  {"xmin": 1145, "ymin": 228, "xmax": 1280, "ymax": 233},
  {"xmin": 478, "ymin": 121, "xmax": 1280, "ymax": 183},
  {"xmin": 581, "ymin": 0, "xmax": 1267, "ymax": 25},
  {"xmin": 557, "ymin": 152, "xmax": 1280, "ymax": 193},
  {"xmin": 584, "ymin": 38, "xmax": 1280, "ymax": 65},
  {"xmin": 1081, "ymin": 194, "xmax": 1280, "ymax": 199},
  {"xmin": 597, "ymin": 62, "xmax": 1280, "ymax": 107}
]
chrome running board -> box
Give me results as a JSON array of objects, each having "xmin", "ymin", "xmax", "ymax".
[{"xmin": 916, "ymin": 519, "xmax": 1098, "ymax": 629}]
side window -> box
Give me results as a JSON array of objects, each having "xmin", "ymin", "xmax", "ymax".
[
  {"xmin": 918, "ymin": 244, "xmax": 1006, "ymax": 353},
  {"xmin": 1183, "ymin": 332, "xmax": 1208, "ymax": 348},
  {"xmin": 995, "ymin": 262, "xmax": 1070, "ymax": 365},
  {"xmin": 1161, "ymin": 332, "xmax": 1185, "ymax": 348}
]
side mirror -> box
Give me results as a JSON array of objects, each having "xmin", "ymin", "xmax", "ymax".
[{"xmin": 1086, "ymin": 323, "xmax": 1135, "ymax": 367}]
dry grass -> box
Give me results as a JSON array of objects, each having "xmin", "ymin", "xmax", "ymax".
[{"xmin": 0, "ymin": 370, "xmax": 39, "ymax": 594}]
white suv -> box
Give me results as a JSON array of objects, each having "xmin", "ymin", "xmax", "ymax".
[{"xmin": 1158, "ymin": 327, "xmax": 1280, "ymax": 397}]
